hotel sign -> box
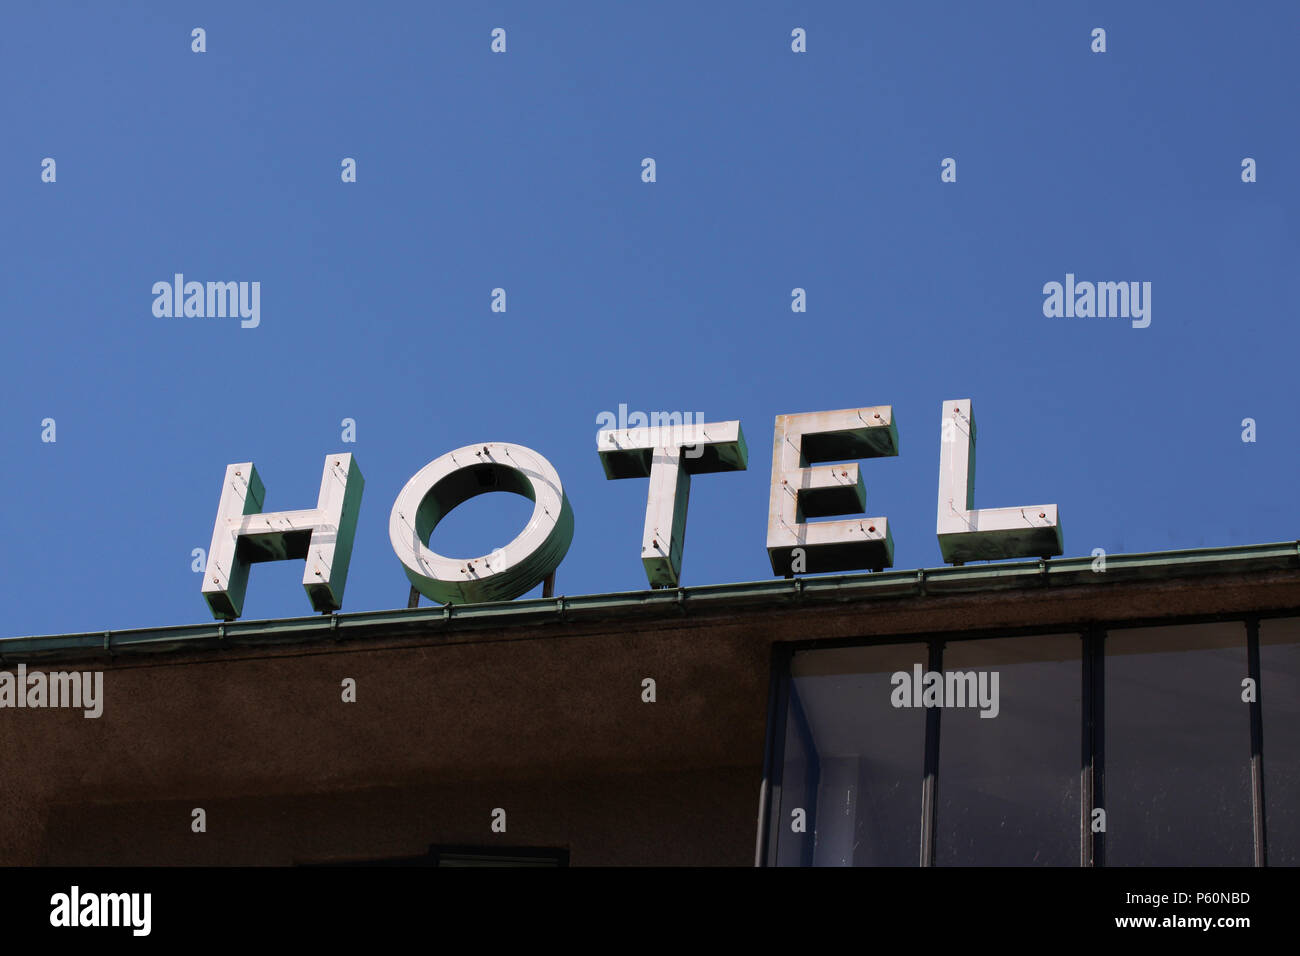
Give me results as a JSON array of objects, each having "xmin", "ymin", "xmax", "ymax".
[{"xmin": 202, "ymin": 400, "xmax": 1062, "ymax": 620}]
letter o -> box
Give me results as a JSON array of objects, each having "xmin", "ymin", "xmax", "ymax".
[{"xmin": 389, "ymin": 442, "xmax": 574, "ymax": 604}]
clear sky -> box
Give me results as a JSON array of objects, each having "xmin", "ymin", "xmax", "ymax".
[{"xmin": 1, "ymin": 1, "xmax": 1296, "ymax": 638}]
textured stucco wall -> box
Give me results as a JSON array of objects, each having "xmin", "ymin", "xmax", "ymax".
[
  {"xmin": 0, "ymin": 620, "xmax": 771, "ymax": 865},
  {"xmin": 3, "ymin": 567, "xmax": 1298, "ymax": 865}
]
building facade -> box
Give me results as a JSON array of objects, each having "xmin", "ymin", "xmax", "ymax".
[{"xmin": 1, "ymin": 542, "xmax": 1297, "ymax": 866}]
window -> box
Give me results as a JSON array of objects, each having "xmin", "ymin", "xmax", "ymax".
[
  {"xmin": 937, "ymin": 635, "xmax": 1080, "ymax": 866},
  {"xmin": 765, "ymin": 615, "xmax": 1290, "ymax": 866},
  {"xmin": 1104, "ymin": 622, "xmax": 1253, "ymax": 866},
  {"xmin": 1260, "ymin": 618, "xmax": 1300, "ymax": 865},
  {"xmin": 772, "ymin": 643, "xmax": 927, "ymax": 866},
  {"xmin": 767, "ymin": 634, "xmax": 1079, "ymax": 866}
]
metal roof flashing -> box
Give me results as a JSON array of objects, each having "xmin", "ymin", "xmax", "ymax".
[{"xmin": 2, "ymin": 541, "xmax": 1298, "ymax": 664}]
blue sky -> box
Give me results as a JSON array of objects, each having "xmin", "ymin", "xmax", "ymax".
[{"xmin": 1, "ymin": 1, "xmax": 1295, "ymax": 638}]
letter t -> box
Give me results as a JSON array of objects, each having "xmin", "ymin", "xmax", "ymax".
[{"xmin": 598, "ymin": 420, "xmax": 747, "ymax": 588}]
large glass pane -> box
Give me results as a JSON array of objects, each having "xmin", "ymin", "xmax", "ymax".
[
  {"xmin": 1260, "ymin": 617, "xmax": 1300, "ymax": 865},
  {"xmin": 937, "ymin": 634, "xmax": 1081, "ymax": 866},
  {"xmin": 1105, "ymin": 622, "xmax": 1252, "ymax": 865},
  {"xmin": 772, "ymin": 643, "xmax": 927, "ymax": 866}
]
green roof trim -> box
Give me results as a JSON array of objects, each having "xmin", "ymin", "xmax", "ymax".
[{"xmin": 3, "ymin": 540, "xmax": 1299, "ymax": 663}]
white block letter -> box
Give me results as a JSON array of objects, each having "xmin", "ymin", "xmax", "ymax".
[
  {"xmin": 767, "ymin": 407, "xmax": 898, "ymax": 576},
  {"xmin": 937, "ymin": 399, "xmax": 1062, "ymax": 563},
  {"xmin": 202, "ymin": 455, "xmax": 365, "ymax": 620},
  {"xmin": 598, "ymin": 419, "xmax": 747, "ymax": 588},
  {"xmin": 390, "ymin": 443, "xmax": 573, "ymax": 604}
]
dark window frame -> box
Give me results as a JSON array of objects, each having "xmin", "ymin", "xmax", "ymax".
[
  {"xmin": 760, "ymin": 607, "xmax": 1300, "ymax": 867},
  {"xmin": 299, "ymin": 844, "xmax": 569, "ymax": 867}
]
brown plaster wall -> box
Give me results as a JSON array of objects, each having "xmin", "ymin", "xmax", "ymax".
[
  {"xmin": 0, "ymin": 619, "xmax": 770, "ymax": 865},
  {"xmin": 3, "ymin": 567, "xmax": 1298, "ymax": 865}
]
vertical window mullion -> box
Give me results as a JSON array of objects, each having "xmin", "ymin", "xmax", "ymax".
[
  {"xmin": 1081, "ymin": 627, "xmax": 1106, "ymax": 867},
  {"xmin": 1094, "ymin": 628, "xmax": 1106, "ymax": 867},
  {"xmin": 919, "ymin": 639, "xmax": 943, "ymax": 867},
  {"xmin": 757, "ymin": 645, "xmax": 788, "ymax": 867},
  {"xmin": 1080, "ymin": 630, "xmax": 1094, "ymax": 867},
  {"xmin": 761, "ymin": 645, "xmax": 793, "ymax": 867},
  {"xmin": 1247, "ymin": 617, "xmax": 1267, "ymax": 867}
]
